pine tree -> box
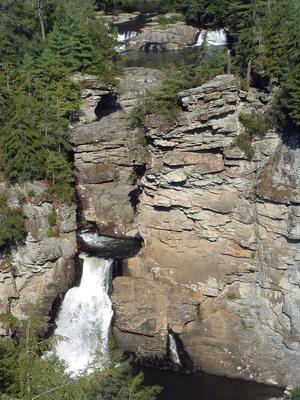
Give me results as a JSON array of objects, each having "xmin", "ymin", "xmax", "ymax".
[
  {"xmin": 0, "ymin": 93, "xmax": 45, "ymax": 182},
  {"xmin": 284, "ymin": 64, "xmax": 300, "ymax": 126},
  {"xmin": 48, "ymin": 15, "xmax": 94, "ymax": 72},
  {"xmin": 45, "ymin": 151, "xmax": 74, "ymax": 202}
]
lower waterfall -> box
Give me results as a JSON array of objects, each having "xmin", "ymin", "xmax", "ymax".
[
  {"xmin": 168, "ymin": 334, "xmax": 181, "ymax": 366},
  {"xmin": 54, "ymin": 253, "xmax": 113, "ymax": 376}
]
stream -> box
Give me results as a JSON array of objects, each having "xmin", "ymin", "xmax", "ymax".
[{"xmin": 53, "ymin": 12, "xmax": 284, "ymax": 399}]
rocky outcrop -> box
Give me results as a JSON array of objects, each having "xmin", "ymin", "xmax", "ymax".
[
  {"xmin": 127, "ymin": 23, "xmax": 199, "ymax": 51},
  {"xmin": 71, "ymin": 68, "xmax": 163, "ymax": 236},
  {"xmin": 112, "ymin": 74, "xmax": 300, "ymax": 387},
  {"xmin": 0, "ymin": 182, "xmax": 77, "ymax": 335}
]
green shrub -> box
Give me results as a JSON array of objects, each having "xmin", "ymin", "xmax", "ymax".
[
  {"xmin": 130, "ymin": 104, "xmax": 145, "ymax": 128},
  {"xmin": 16, "ymin": 191, "xmax": 26, "ymax": 205},
  {"xmin": 48, "ymin": 209, "xmax": 57, "ymax": 227},
  {"xmin": 234, "ymin": 131, "xmax": 254, "ymax": 159},
  {"xmin": 227, "ymin": 292, "xmax": 237, "ymax": 300},
  {"xmin": 239, "ymin": 111, "xmax": 268, "ymax": 138},
  {"xmin": 289, "ymin": 388, "xmax": 300, "ymax": 400},
  {"xmin": 27, "ymin": 189, "xmax": 36, "ymax": 198},
  {"xmin": 0, "ymin": 195, "xmax": 25, "ymax": 250},
  {"xmin": 240, "ymin": 77, "xmax": 249, "ymax": 92},
  {"xmin": 47, "ymin": 226, "xmax": 60, "ymax": 238},
  {"xmin": 0, "ymin": 313, "xmax": 21, "ymax": 331}
]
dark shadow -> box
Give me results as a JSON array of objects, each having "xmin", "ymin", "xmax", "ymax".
[
  {"xmin": 129, "ymin": 186, "xmax": 141, "ymax": 212},
  {"xmin": 95, "ymin": 93, "xmax": 121, "ymax": 120},
  {"xmin": 77, "ymin": 228, "xmax": 142, "ymax": 259},
  {"xmin": 140, "ymin": 42, "xmax": 167, "ymax": 52},
  {"xmin": 281, "ymin": 129, "xmax": 300, "ymax": 149}
]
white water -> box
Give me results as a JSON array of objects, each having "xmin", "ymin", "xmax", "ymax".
[
  {"xmin": 55, "ymin": 253, "xmax": 113, "ymax": 376},
  {"xmin": 78, "ymin": 230, "xmax": 109, "ymax": 247},
  {"xmin": 117, "ymin": 31, "xmax": 138, "ymax": 43},
  {"xmin": 169, "ymin": 334, "xmax": 181, "ymax": 366},
  {"xmin": 116, "ymin": 31, "xmax": 138, "ymax": 52},
  {"xmin": 195, "ymin": 29, "xmax": 227, "ymax": 47}
]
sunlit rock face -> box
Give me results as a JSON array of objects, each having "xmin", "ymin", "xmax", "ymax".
[
  {"xmin": 0, "ymin": 181, "xmax": 77, "ymax": 336},
  {"xmin": 126, "ymin": 23, "xmax": 199, "ymax": 51},
  {"xmin": 112, "ymin": 74, "xmax": 300, "ymax": 387},
  {"xmin": 71, "ymin": 68, "xmax": 164, "ymax": 236}
]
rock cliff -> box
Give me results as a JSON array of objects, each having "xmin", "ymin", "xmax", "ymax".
[
  {"xmin": 71, "ymin": 68, "xmax": 163, "ymax": 236},
  {"xmin": 112, "ymin": 74, "xmax": 300, "ymax": 387},
  {"xmin": 0, "ymin": 182, "xmax": 77, "ymax": 335}
]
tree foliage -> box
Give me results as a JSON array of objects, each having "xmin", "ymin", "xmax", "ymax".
[
  {"xmin": 0, "ymin": 0, "xmax": 121, "ymax": 213},
  {"xmin": 0, "ymin": 314, "xmax": 160, "ymax": 400},
  {"xmin": 0, "ymin": 194, "xmax": 25, "ymax": 250}
]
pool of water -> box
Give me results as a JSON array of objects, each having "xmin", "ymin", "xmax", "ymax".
[
  {"xmin": 142, "ymin": 368, "xmax": 284, "ymax": 400},
  {"xmin": 123, "ymin": 46, "xmax": 198, "ymax": 68}
]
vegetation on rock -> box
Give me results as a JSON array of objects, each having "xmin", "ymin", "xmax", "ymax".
[
  {"xmin": 0, "ymin": 0, "xmax": 121, "ymax": 208},
  {"xmin": 0, "ymin": 194, "xmax": 25, "ymax": 251},
  {"xmin": 0, "ymin": 314, "xmax": 160, "ymax": 400}
]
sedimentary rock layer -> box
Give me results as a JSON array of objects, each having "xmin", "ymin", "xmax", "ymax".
[
  {"xmin": 0, "ymin": 182, "xmax": 77, "ymax": 335},
  {"xmin": 112, "ymin": 75, "xmax": 300, "ymax": 387}
]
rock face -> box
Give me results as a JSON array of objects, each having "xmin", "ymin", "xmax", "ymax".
[
  {"xmin": 127, "ymin": 23, "xmax": 199, "ymax": 51},
  {"xmin": 112, "ymin": 74, "xmax": 300, "ymax": 387},
  {"xmin": 71, "ymin": 68, "xmax": 163, "ymax": 236},
  {"xmin": 0, "ymin": 182, "xmax": 77, "ymax": 335}
]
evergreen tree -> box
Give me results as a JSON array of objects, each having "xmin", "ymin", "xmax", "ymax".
[
  {"xmin": 48, "ymin": 15, "xmax": 95, "ymax": 72},
  {"xmin": 0, "ymin": 194, "xmax": 25, "ymax": 250},
  {"xmin": 0, "ymin": 93, "xmax": 45, "ymax": 182},
  {"xmin": 45, "ymin": 151, "xmax": 74, "ymax": 202},
  {"xmin": 284, "ymin": 64, "xmax": 300, "ymax": 126}
]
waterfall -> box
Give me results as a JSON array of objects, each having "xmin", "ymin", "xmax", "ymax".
[
  {"xmin": 117, "ymin": 31, "xmax": 138, "ymax": 43},
  {"xmin": 54, "ymin": 253, "xmax": 113, "ymax": 376},
  {"xmin": 116, "ymin": 31, "xmax": 137, "ymax": 52},
  {"xmin": 169, "ymin": 334, "xmax": 181, "ymax": 366},
  {"xmin": 195, "ymin": 29, "xmax": 227, "ymax": 47}
]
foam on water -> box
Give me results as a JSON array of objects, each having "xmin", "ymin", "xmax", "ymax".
[
  {"xmin": 195, "ymin": 29, "xmax": 227, "ymax": 47},
  {"xmin": 55, "ymin": 252, "xmax": 113, "ymax": 376},
  {"xmin": 169, "ymin": 334, "xmax": 181, "ymax": 366}
]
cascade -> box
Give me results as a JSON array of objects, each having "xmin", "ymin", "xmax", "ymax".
[
  {"xmin": 116, "ymin": 31, "xmax": 138, "ymax": 52},
  {"xmin": 195, "ymin": 29, "xmax": 227, "ymax": 47},
  {"xmin": 54, "ymin": 253, "xmax": 113, "ymax": 376},
  {"xmin": 117, "ymin": 31, "xmax": 138, "ymax": 43},
  {"xmin": 168, "ymin": 334, "xmax": 181, "ymax": 366}
]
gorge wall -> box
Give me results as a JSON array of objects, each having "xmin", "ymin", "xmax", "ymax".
[
  {"xmin": 0, "ymin": 182, "xmax": 77, "ymax": 335},
  {"xmin": 109, "ymin": 74, "xmax": 300, "ymax": 387},
  {"xmin": 2, "ymin": 65, "xmax": 300, "ymax": 389},
  {"xmin": 70, "ymin": 69, "xmax": 300, "ymax": 386}
]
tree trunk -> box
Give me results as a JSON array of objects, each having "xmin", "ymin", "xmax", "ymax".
[
  {"xmin": 38, "ymin": 9, "xmax": 45, "ymax": 42},
  {"xmin": 246, "ymin": 60, "xmax": 252, "ymax": 91},
  {"xmin": 226, "ymin": 50, "xmax": 231, "ymax": 74}
]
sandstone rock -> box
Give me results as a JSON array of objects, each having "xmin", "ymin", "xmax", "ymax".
[
  {"xmin": 112, "ymin": 75, "xmax": 300, "ymax": 387},
  {"xmin": 127, "ymin": 23, "xmax": 198, "ymax": 51},
  {"xmin": 72, "ymin": 68, "xmax": 164, "ymax": 235},
  {"xmin": 0, "ymin": 182, "xmax": 77, "ymax": 335}
]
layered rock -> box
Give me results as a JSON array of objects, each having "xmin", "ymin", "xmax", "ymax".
[
  {"xmin": 127, "ymin": 23, "xmax": 198, "ymax": 51},
  {"xmin": 112, "ymin": 74, "xmax": 300, "ymax": 387},
  {"xmin": 71, "ymin": 68, "xmax": 163, "ymax": 236},
  {"xmin": 0, "ymin": 182, "xmax": 77, "ymax": 335}
]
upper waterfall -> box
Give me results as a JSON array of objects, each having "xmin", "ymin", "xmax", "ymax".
[
  {"xmin": 54, "ymin": 253, "xmax": 113, "ymax": 376},
  {"xmin": 195, "ymin": 29, "xmax": 227, "ymax": 47}
]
